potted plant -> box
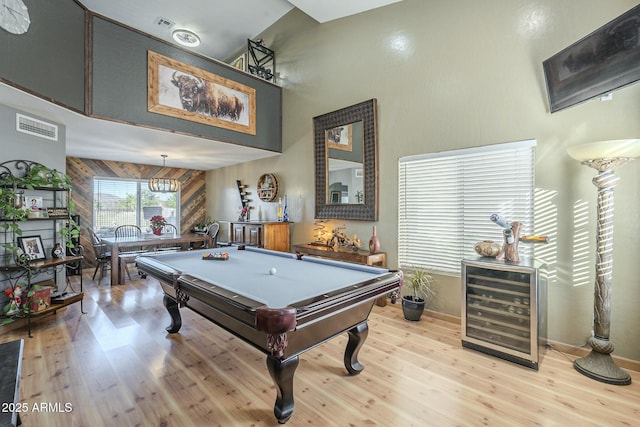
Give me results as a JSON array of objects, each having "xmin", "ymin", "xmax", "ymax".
[
  {"xmin": 193, "ymin": 217, "xmax": 215, "ymax": 233},
  {"xmin": 402, "ymin": 266, "xmax": 436, "ymax": 321},
  {"xmin": 149, "ymin": 215, "xmax": 167, "ymax": 235}
]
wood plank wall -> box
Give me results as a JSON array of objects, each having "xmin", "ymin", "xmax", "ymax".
[{"xmin": 66, "ymin": 157, "xmax": 206, "ymax": 267}]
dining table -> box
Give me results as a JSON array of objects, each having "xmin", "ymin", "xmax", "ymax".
[{"xmin": 101, "ymin": 233, "xmax": 212, "ymax": 286}]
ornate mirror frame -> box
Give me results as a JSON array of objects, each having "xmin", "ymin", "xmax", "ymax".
[{"xmin": 314, "ymin": 99, "xmax": 378, "ymax": 220}]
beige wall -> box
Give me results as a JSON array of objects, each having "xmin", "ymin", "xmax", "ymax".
[{"xmin": 207, "ymin": 0, "xmax": 640, "ymax": 361}]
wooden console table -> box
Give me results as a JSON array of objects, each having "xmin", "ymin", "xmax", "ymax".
[
  {"xmin": 292, "ymin": 244, "xmax": 386, "ymax": 266},
  {"xmin": 292, "ymin": 244, "xmax": 388, "ymax": 305}
]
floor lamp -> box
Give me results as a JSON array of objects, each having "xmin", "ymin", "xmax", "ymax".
[{"xmin": 567, "ymin": 139, "xmax": 640, "ymax": 385}]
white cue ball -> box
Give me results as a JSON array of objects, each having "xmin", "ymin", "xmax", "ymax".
[{"xmin": 268, "ymin": 267, "xmax": 277, "ymax": 275}]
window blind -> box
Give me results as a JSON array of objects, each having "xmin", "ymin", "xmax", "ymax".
[{"xmin": 398, "ymin": 140, "xmax": 536, "ymax": 275}]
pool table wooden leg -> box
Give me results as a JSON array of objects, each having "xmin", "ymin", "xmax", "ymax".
[
  {"xmin": 163, "ymin": 294, "xmax": 182, "ymax": 333},
  {"xmin": 266, "ymin": 354, "xmax": 299, "ymax": 424},
  {"xmin": 345, "ymin": 321, "xmax": 368, "ymax": 375}
]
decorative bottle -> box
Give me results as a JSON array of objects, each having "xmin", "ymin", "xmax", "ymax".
[
  {"xmin": 277, "ymin": 197, "xmax": 283, "ymax": 221},
  {"xmin": 368, "ymin": 226, "xmax": 380, "ymax": 254},
  {"xmin": 282, "ymin": 195, "xmax": 289, "ymax": 222},
  {"xmin": 51, "ymin": 243, "xmax": 65, "ymax": 259}
]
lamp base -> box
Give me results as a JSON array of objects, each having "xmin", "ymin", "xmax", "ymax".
[{"xmin": 574, "ymin": 351, "xmax": 631, "ymax": 385}]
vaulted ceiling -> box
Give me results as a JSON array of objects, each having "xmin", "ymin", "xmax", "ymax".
[{"xmin": 1, "ymin": 0, "xmax": 402, "ymax": 170}]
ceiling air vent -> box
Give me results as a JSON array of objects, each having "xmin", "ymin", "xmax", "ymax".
[
  {"xmin": 155, "ymin": 17, "xmax": 175, "ymax": 29},
  {"xmin": 16, "ymin": 113, "xmax": 59, "ymax": 142}
]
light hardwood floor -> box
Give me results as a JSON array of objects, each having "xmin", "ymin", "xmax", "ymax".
[{"xmin": 1, "ymin": 273, "xmax": 638, "ymax": 427}]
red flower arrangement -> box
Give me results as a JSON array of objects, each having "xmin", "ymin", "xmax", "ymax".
[{"xmin": 150, "ymin": 215, "xmax": 167, "ymax": 230}]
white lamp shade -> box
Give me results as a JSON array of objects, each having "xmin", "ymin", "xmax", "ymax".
[{"xmin": 567, "ymin": 139, "xmax": 640, "ymax": 162}]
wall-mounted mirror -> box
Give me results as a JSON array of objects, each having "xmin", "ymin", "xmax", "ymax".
[{"xmin": 314, "ymin": 99, "xmax": 378, "ymax": 220}]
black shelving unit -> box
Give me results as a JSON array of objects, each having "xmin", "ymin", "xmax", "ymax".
[{"xmin": 1, "ymin": 160, "xmax": 84, "ymax": 336}]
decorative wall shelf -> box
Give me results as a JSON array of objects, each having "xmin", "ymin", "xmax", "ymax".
[{"xmin": 257, "ymin": 173, "xmax": 279, "ymax": 202}]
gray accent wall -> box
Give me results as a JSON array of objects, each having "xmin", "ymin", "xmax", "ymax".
[
  {"xmin": 0, "ymin": 0, "xmax": 85, "ymax": 111},
  {"xmin": 91, "ymin": 17, "xmax": 281, "ymax": 152}
]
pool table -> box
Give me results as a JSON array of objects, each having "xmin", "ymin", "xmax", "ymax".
[{"xmin": 136, "ymin": 246, "xmax": 402, "ymax": 424}]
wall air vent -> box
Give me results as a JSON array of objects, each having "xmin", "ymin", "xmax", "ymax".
[{"xmin": 16, "ymin": 113, "xmax": 59, "ymax": 141}]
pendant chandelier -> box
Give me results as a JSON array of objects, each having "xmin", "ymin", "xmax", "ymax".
[{"xmin": 148, "ymin": 155, "xmax": 179, "ymax": 193}]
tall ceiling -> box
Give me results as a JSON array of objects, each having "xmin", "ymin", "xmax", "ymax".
[{"xmin": 1, "ymin": 0, "xmax": 402, "ymax": 170}]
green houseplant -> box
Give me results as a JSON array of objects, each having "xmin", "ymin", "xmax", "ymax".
[{"xmin": 401, "ymin": 266, "xmax": 436, "ymax": 321}]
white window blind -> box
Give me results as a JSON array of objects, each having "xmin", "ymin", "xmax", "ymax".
[{"xmin": 398, "ymin": 140, "xmax": 536, "ymax": 275}]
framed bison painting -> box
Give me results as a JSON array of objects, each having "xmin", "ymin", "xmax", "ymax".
[{"xmin": 147, "ymin": 51, "xmax": 256, "ymax": 135}]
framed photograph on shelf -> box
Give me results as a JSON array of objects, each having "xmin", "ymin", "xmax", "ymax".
[
  {"xmin": 147, "ymin": 50, "xmax": 256, "ymax": 135},
  {"xmin": 17, "ymin": 235, "xmax": 46, "ymax": 261},
  {"xmin": 24, "ymin": 196, "xmax": 48, "ymax": 218},
  {"xmin": 26, "ymin": 196, "xmax": 43, "ymax": 211}
]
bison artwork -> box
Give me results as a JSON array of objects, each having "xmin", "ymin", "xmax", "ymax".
[{"xmin": 171, "ymin": 72, "xmax": 244, "ymax": 121}]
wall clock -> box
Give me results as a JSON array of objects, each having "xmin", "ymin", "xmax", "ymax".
[{"xmin": 0, "ymin": 0, "xmax": 30, "ymax": 35}]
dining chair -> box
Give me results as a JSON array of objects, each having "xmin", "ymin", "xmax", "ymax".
[
  {"xmin": 89, "ymin": 228, "xmax": 111, "ymax": 284},
  {"xmin": 187, "ymin": 222, "xmax": 219, "ymax": 250},
  {"xmin": 206, "ymin": 222, "xmax": 220, "ymax": 248},
  {"xmin": 114, "ymin": 225, "xmax": 143, "ymax": 282},
  {"xmin": 114, "ymin": 225, "xmax": 142, "ymax": 238},
  {"xmin": 161, "ymin": 223, "xmax": 178, "ymax": 234},
  {"xmin": 157, "ymin": 224, "xmax": 181, "ymax": 251}
]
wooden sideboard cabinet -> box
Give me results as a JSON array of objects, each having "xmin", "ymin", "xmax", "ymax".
[{"xmin": 229, "ymin": 221, "xmax": 291, "ymax": 252}]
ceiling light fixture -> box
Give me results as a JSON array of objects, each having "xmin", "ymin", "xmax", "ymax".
[
  {"xmin": 172, "ymin": 29, "xmax": 201, "ymax": 47},
  {"xmin": 148, "ymin": 155, "xmax": 179, "ymax": 193}
]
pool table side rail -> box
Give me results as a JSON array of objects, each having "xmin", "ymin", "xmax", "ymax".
[
  {"xmin": 294, "ymin": 273, "xmax": 401, "ymax": 322},
  {"xmin": 175, "ymin": 272, "xmax": 400, "ymax": 329},
  {"xmin": 135, "ymin": 257, "xmax": 183, "ymax": 282}
]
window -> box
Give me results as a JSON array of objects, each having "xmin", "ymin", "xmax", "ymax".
[
  {"xmin": 398, "ymin": 140, "xmax": 536, "ymax": 275},
  {"xmin": 93, "ymin": 178, "xmax": 179, "ymax": 236}
]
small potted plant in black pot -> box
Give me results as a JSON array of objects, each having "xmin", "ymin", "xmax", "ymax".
[{"xmin": 402, "ymin": 266, "xmax": 436, "ymax": 321}]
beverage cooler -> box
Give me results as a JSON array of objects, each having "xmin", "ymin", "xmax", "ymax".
[{"xmin": 461, "ymin": 258, "xmax": 547, "ymax": 370}]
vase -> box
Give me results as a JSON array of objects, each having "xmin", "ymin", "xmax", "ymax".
[
  {"xmin": 51, "ymin": 243, "xmax": 64, "ymax": 259},
  {"xmin": 152, "ymin": 228, "xmax": 162, "ymax": 236},
  {"xmin": 368, "ymin": 226, "xmax": 380, "ymax": 254}
]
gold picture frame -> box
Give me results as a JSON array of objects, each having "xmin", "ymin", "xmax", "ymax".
[{"xmin": 147, "ymin": 51, "xmax": 256, "ymax": 135}]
